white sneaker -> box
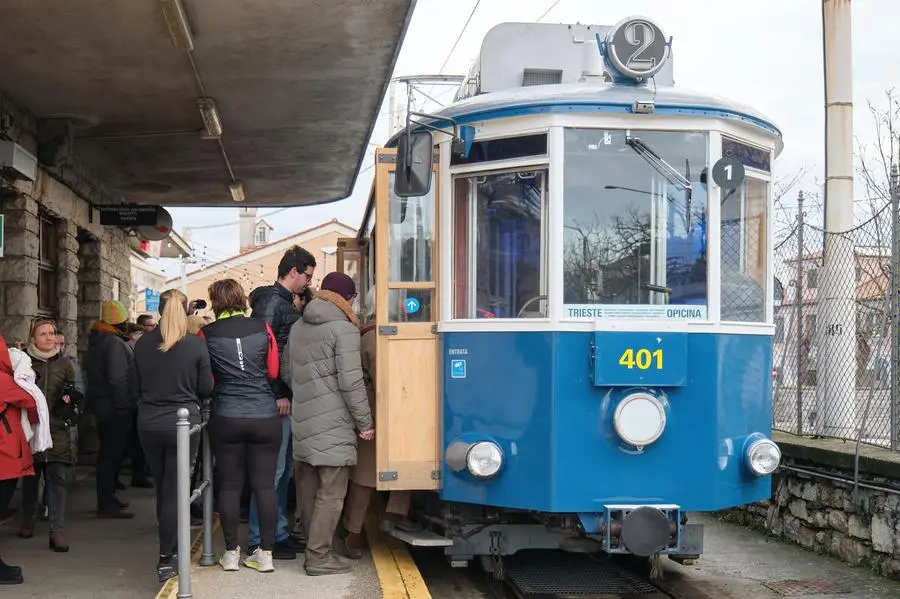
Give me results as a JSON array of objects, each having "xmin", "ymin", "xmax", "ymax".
[
  {"xmin": 243, "ymin": 548, "xmax": 274, "ymax": 573},
  {"xmin": 219, "ymin": 547, "xmax": 241, "ymax": 571}
]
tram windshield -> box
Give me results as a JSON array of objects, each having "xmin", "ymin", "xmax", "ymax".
[{"xmin": 562, "ymin": 128, "xmax": 709, "ymax": 320}]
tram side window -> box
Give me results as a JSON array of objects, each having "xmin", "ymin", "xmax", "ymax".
[
  {"xmin": 721, "ymin": 176, "xmax": 768, "ymax": 322},
  {"xmin": 387, "ymin": 172, "xmax": 435, "ymax": 322},
  {"xmin": 452, "ymin": 169, "xmax": 548, "ymax": 319}
]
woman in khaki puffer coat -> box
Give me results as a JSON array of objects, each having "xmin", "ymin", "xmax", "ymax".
[{"xmin": 281, "ymin": 272, "xmax": 373, "ymax": 575}]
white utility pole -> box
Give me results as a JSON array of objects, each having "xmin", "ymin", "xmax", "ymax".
[
  {"xmin": 818, "ymin": 0, "xmax": 857, "ymax": 437},
  {"xmin": 180, "ymin": 254, "xmax": 188, "ymax": 295}
]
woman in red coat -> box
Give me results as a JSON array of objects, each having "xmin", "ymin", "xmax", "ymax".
[{"xmin": 0, "ymin": 335, "xmax": 36, "ymax": 585}]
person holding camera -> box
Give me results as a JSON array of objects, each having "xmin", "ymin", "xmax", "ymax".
[{"xmin": 18, "ymin": 318, "xmax": 80, "ymax": 553}]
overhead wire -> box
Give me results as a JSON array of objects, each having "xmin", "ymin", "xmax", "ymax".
[
  {"xmin": 536, "ymin": 0, "xmax": 564, "ymax": 23},
  {"xmin": 438, "ymin": 0, "xmax": 482, "ymax": 75}
]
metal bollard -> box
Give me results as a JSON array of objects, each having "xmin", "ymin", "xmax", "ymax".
[
  {"xmin": 175, "ymin": 408, "xmax": 193, "ymax": 598},
  {"xmin": 199, "ymin": 402, "xmax": 216, "ymax": 567}
]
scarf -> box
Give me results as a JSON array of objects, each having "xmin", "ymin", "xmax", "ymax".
[
  {"xmin": 7, "ymin": 348, "xmax": 53, "ymax": 454},
  {"xmin": 27, "ymin": 342, "xmax": 59, "ymax": 362},
  {"xmin": 217, "ymin": 310, "xmax": 245, "ymax": 320},
  {"xmin": 92, "ymin": 321, "xmax": 121, "ymax": 335},
  {"xmin": 316, "ymin": 289, "xmax": 359, "ymax": 327}
]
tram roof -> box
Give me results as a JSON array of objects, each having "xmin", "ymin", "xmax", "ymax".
[{"xmin": 390, "ymin": 83, "xmax": 783, "ymax": 155}]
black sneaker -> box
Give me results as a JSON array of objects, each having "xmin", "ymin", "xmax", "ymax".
[
  {"xmin": 282, "ymin": 534, "xmax": 306, "ymax": 552},
  {"xmin": 271, "ymin": 540, "xmax": 298, "ymax": 560},
  {"xmin": 248, "ymin": 542, "xmax": 296, "ymax": 560},
  {"xmin": 157, "ymin": 554, "xmax": 177, "ymax": 585},
  {"xmin": 0, "ymin": 560, "xmax": 23, "ymax": 585}
]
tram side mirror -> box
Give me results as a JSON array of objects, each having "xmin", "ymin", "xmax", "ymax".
[{"xmin": 395, "ymin": 131, "xmax": 433, "ymax": 198}]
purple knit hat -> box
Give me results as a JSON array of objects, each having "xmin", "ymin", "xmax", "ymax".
[{"xmin": 321, "ymin": 272, "xmax": 356, "ymax": 301}]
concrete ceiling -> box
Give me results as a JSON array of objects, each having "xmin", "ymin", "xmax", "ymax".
[{"xmin": 0, "ymin": 0, "xmax": 415, "ymax": 207}]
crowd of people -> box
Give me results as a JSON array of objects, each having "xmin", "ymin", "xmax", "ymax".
[{"xmin": 0, "ymin": 244, "xmax": 412, "ymax": 587}]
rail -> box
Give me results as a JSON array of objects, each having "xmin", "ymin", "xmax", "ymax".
[{"xmin": 175, "ymin": 404, "xmax": 216, "ymax": 598}]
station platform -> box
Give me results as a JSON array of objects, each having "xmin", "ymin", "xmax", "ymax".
[
  {"xmin": 0, "ymin": 468, "xmax": 426, "ymax": 599},
  {"xmin": 0, "ymin": 467, "xmax": 161, "ymax": 597}
]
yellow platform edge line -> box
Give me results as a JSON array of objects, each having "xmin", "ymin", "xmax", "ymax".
[
  {"xmin": 365, "ymin": 510, "xmax": 433, "ymax": 599},
  {"xmin": 155, "ymin": 514, "xmax": 221, "ymax": 599}
]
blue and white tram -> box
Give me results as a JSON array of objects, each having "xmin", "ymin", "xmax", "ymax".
[{"xmin": 356, "ymin": 16, "xmax": 782, "ymax": 571}]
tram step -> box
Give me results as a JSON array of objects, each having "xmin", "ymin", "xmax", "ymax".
[{"xmin": 387, "ymin": 527, "xmax": 454, "ymax": 547}]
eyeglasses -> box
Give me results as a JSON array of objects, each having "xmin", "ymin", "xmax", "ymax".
[{"xmin": 30, "ymin": 317, "xmax": 57, "ymax": 334}]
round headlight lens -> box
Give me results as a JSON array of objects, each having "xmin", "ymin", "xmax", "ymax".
[
  {"xmin": 466, "ymin": 441, "xmax": 503, "ymax": 478},
  {"xmin": 613, "ymin": 393, "xmax": 666, "ymax": 448},
  {"xmin": 747, "ymin": 439, "xmax": 781, "ymax": 476}
]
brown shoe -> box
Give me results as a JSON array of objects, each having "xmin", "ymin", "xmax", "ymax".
[
  {"xmin": 18, "ymin": 517, "xmax": 35, "ymax": 539},
  {"xmin": 49, "ymin": 531, "xmax": 69, "ymax": 553},
  {"xmin": 344, "ymin": 532, "xmax": 364, "ymax": 559},
  {"xmin": 97, "ymin": 507, "xmax": 134, "ymax": 519}
]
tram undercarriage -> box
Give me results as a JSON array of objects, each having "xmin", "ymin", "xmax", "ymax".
[{"xmin": 393, "ymin": 497, "xmax": 704, "ymax": 577}]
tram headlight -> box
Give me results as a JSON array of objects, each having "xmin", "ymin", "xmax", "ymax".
[
  {"xmin": 745, "ymin": 437, "xmax": 781, "ymax": 476},
  {"xmin": 466, "ymin": 441, "xmax": 503, "ymax": 479},
  {"xmin": 613, "ymin": 392, "xmax": 666, "ymax": 448}
]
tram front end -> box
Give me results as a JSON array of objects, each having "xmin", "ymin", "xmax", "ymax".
[{"xmin": 384, "ymin": 16, "xmax": 783, "ymax": 570}]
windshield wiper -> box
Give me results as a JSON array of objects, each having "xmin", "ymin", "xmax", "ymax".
[
  {"xmin": 625, "ymin": 132, "xmax": 693, "ymax": 230},
  {"xmin": 625, "ymin": 132, "xmax": 691, "ymax": 190}
]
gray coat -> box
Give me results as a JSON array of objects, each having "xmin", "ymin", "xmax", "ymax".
[{"xmin": 282, "ymin": 297, "xmax": 373, "ymax": 467}]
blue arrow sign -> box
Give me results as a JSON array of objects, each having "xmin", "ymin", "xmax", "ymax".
[{"xmin": 404, "ymin": 297, "xmax": 420, "ymax": 314}]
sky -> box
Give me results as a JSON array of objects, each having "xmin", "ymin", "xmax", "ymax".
[{"xmin": 158, "ymin": 0, "xmax": 900, "ymax": 277}]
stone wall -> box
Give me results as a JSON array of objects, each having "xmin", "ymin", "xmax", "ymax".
[
  {"xmin": 0, "ymin": 170, "xmax": 132, "ymax": 353},
  {"xmin": 721, "ymin": 468, "xmax": 900, "ymax": 580}
]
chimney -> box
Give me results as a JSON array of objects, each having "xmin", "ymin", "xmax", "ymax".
[{"xmin": 238, "ymin": 207, "xmax": 258, "ymax": 254}]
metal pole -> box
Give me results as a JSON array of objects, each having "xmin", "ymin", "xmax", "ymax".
[
  {"xmin": 891, "ymin": 164, "xmax": 900, "ymax": 451},
  {"xmin": 180, "ymin": 255, "xmax": 188, "ymax": 295},
  {"xmin": 796, "ymin": 191, "xmax": 805, "ymax": 435},
  {"xmin": 199, "ymin": 402, "xmax": 216, "ymax": 566},
  {"xmin": 175, "ymin": 408, "xmax": 193, "ymax": 598},
  {"xmin": 818, "ymin": 0, "xmax": 857, "ymax": 438}
]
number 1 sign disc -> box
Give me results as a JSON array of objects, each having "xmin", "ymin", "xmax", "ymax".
[{"xmin": 712, "ymin": 157, "xmax": 745, "ymax": 191}]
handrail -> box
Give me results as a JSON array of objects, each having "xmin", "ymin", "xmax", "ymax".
[{"xmin": 175, "ymin": 403, "xmax": 215, "ymax": 598}]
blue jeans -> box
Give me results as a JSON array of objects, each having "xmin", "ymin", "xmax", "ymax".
[{"xmin": 248, "ymin": 415, "xmax": 292, "ymax": 546}]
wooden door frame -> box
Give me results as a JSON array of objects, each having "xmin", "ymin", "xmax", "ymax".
[{"xmin": 373, "ymin": 147, "xmax": 442, "ymax": 490}]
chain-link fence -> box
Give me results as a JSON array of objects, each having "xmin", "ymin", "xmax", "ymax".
[{"xmin": 772, "ymin": 192, "xmax": 900, "ymax": 451}]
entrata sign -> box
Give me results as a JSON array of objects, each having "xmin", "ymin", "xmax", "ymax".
[{"xmin": 99, "ymin": 205, "xmax": 160, "ymax": 227}]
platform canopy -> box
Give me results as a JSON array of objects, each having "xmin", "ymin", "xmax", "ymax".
[{"xmin": 0, "ymin": 0, "xmax": 416, "ymax": 207}]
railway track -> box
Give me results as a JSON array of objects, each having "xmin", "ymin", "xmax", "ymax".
[{"xmin": 410, "ymin": 547, "xmax": 713, "ymax": 599}]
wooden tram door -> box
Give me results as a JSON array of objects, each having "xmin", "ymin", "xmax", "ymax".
[{"xmin": 373, "ymin": 147, "xmax": 441, "ymax": 491}]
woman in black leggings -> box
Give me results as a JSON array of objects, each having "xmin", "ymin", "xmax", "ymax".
[
  {"xmin": 131, "ymin": 288, "xmax": 213, "ymax": 585},
  {"xmin": 198, "ymin": 278, "xmax": 281, "ymax": 574}
]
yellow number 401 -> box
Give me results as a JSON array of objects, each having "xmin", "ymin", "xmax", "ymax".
[{"xmin": 618, "ymin": 348, "xmax": 663, "ymax": 370}]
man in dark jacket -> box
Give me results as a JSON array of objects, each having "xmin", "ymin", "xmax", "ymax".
[
  {"xmin": 85, "ymin": 300, "xmax": 136, "ymax": 519},
  {"xmin": 246, "ymin": 245, "xmax": 316, "ymax": 559}
]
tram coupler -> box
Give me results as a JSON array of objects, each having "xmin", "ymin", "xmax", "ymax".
[{"xmin": 580, "ymin": 504, "xmax": 683, "ymax": 556}]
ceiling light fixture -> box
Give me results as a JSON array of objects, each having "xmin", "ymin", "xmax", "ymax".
[
  {"xmin": 197, "ymin": 98, "xmax": 222, "ymax": 139},
  {"xmin": 230, "ymin": 181, "xmax": 245, "ymax": 202},
  {"xmin": 159, "ymin": 0, "xmax": 194, "ymax": 52}
]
